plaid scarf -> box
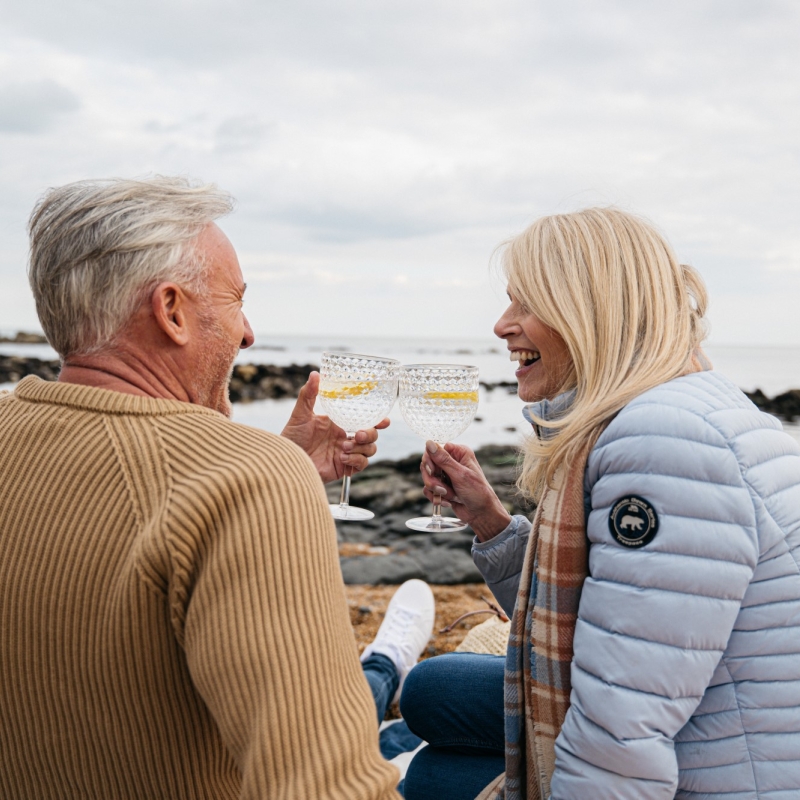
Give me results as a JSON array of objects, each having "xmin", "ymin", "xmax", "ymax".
[
  {"xmin": 476, "ymin": 442, "xmax": 591, "ymax": 800},
  {"xmin": 476, "ymin": 349, "xmax": 712, "ymax": 800}
]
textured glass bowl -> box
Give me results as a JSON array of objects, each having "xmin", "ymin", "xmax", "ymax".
[
  {"xmin": 399, "ymin": 363, "xmax": 480, "ymax": 533},
  {"xmin": 399, "ymin": 364, "xmax": 480, "ymax": 443},
  {"xmin": 318, "ymin": 352, "xmax": 399, "ymax": 522},
  {"xmin": 318, "ymin": 352, "xmax": 399, "ymax": 435}
]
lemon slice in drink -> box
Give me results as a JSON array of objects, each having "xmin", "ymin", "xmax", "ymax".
[
  {"xmin": 319, "ymin": 381, "xmax": 378, "ymax": 399},
  {"xmin": 423, "ymin": 391, "xmax": 479, "ymax": 402}
]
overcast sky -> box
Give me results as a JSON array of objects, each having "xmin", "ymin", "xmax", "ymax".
[{"xmin": 1, "ymin": 0, "xmax": 799, "ymax": 344}]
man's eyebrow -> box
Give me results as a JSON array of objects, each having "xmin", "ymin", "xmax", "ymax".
[{"xmin": 241, "ymin": 283, "xmax": 248, "ymax": 296}]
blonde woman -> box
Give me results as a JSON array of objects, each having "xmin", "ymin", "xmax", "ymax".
[{"xmin": 399, "ymin": 208, "xmax": 800, "ymax": 800}]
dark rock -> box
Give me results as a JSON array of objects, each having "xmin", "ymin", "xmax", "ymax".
[
  {"xmin": 340, "ymin": 547, "xmax": 483, "ymax": 585},
  {"xmin": 372, "ymin": 452, "xmax": 431, "ymax": 476},
  {"xmin": 0, "ymin": 331, "xmax": 48, "ymax": 344},
  {"xmin": 340, "ymin": 554, "xmax": 425, "ymax": 584},
  {"xmin": 480, "ymin": 380, "xmax": 518, "ymax": 394},
  {"xmin": 410, "ymin": 548, "xmax": 483, "ymax": 584},
  {"xmin": 392, "ymin": 534, "xmax": 433, "ymax": 551},
  {"xmin": 746, "ymin": 388, "xmax": 800, "ymax": 422},
  {"xmin": 0, "ymin": 355, "xmax": 60, "ymax": 384},
  {"xmin": 0, "ymin": 353, "xmax": 318, "ymax": 401},
  {"xmin": 333, "ymin": 443, "xmax": 535, "ymax": 584},
  {"xmin": 227, "ymin": 362, "xmax": 317, "ymax": 402},
  {"xmin": 429, "ymin": 530, "xmax": 476, "ymax": 552}
]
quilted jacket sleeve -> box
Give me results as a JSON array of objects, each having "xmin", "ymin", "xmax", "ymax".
[
  {"xmin": 550, "ymin": 397, "xmax": 760, "ymax": 799},
  {"xmin": 471, "ymin": 515, "xmax": 532, "ymax": 617}
]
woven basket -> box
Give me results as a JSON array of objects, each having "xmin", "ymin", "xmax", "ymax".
[{"xmin": 454, "ymin": 615, "xmax": 510, "ymax": 656}]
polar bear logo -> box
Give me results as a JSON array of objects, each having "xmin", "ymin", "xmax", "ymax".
[
  {"xmin": 619, "ymin": 515, "xmax": 644, "ymax": 532},
  {"xmin": 610, "ymin": 496, "xmax": 658, "ymax": 547}
]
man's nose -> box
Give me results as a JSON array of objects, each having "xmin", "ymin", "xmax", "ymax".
[{"xmin": 241, "ymin": 315, "xmax": 255, "ymax": 349}]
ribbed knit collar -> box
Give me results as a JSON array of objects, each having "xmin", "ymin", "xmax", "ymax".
[{"xmin": 13, "ymin": 375, "xmax": 223, "ymax": 418}]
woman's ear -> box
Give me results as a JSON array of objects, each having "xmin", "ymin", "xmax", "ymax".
[{"xmin": 151, "ymin": 282, "xmax": 190, "ymax": 346}]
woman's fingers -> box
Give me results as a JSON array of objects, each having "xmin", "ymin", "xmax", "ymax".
[
  {"xmin": 424, "ymin": 441, "xmax": 473, "ymax": 479},
  {"xmin": 420, "ymin": 468, "xmax": 453, "ymax": 496},
  {"xmin": 423, "ymin": 486, "xmax": 453, "ymax": 507},
  {"xmin": 442, "ymin": 441, "xmax": 479, "ymax": 467}
]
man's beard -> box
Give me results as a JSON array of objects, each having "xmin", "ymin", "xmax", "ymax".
[{"xmin": 194, "ymin": 315, "xmax": 239, "ymax": 418}]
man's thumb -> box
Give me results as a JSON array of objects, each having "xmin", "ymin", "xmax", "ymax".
[{"xmin": 296, "ymin": 371, "xmax": 320, "ymax": 413}]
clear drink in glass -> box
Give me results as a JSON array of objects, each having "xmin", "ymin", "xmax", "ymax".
[
  {"xmin": 318, "ymin": 352, "xmax": 399, "ymax": 520},
  {"xmin": 399, "ymin": 364, "xmax": 479, "ymax": 532}
]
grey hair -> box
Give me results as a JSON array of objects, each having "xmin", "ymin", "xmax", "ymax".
[{"xmin": 28, "ymin": 176, "xmax": 235, "ymax": 359}]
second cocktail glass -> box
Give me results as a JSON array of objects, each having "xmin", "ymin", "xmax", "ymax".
[
  {"xmin": 399, "ymin": 364, "xmax": 480, "ymax": 532},
  {"xmin": 318, "ymin": 352, "xmax": 399, "ymax": 521}
]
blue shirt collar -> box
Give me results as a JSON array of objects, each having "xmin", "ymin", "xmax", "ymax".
[{"xmin": 522, "ymin": 389, "xmax": 576, "ymax": 440}]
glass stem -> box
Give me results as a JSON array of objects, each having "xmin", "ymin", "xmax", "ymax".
[
  {"xmin": 431, "ymin": 496, "xmax": 443, "ymax": 530},
  {"xmin": 339, "ymin": 434, "xmax": 355, "ymax": 511},
  {"xmin": 430, "ymin": 441, "xmax": 444, "ymax": 530}
]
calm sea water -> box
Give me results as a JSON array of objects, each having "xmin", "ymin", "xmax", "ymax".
[{"xmin": 3, "ymin": 335, "xmax": 800, "ymax": 460}]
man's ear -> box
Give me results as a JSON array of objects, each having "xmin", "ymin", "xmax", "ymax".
[{"xmin": 151, "ymin": 282, "xmax": 190, "ymax": 346}]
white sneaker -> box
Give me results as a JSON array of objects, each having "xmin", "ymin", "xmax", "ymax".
[{"xmin": 360, "ymin": 579, "xmax": 435, "ymax": 702}]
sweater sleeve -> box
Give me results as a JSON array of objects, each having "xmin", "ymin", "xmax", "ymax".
[
  {"xmin": 471, "ymin": 515, "xmax": 532, "ymax": 617},
  {"xmin": 166, "ymin": 434, "xmax": 399, "ymax": 800},
  {"xmin": 550, "ymin": 402, "xmax": 760, "ymax": 799}
]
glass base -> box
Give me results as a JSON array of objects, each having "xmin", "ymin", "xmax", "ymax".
[
  {"xmin": 405, "ymin": 516, "xmax": 469, "ymax": 532},
  {"xmin": 330, "ymin": 503, "xmax": 375, "ymax": 521}
]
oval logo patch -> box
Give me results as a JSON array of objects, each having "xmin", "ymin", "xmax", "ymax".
[{"xmin": 608, "ymin": 495, "xmax": 658, "ymax": 548}]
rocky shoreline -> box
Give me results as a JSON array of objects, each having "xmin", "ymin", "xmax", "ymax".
[
  {"xmin": 2, "ymin": 351, "xmax": 799, "ymax": 418},
  {"xmin": 0, "ymin": 354, "xmax": 318, "ymax": 402},
  {"xmin": 4, "ymin": 351, "xmax": 800, "ymax": 421},
  {"xmin": 332, "ymin": 444, "xmax": 535, "ymax": 585}
]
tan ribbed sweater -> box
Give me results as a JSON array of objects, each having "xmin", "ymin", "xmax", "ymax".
[{"xmin": 0, "ymin": 377, "xmax": 399, "ymax": 799}]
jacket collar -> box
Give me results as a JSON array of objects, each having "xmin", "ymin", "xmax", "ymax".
[{"xmin": 522, "ymin": 389, "xmax": 575, "ymax": 440}]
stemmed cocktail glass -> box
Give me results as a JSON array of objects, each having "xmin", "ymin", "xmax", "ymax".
[
  {"xmin": 318, "ymin": 352, "xmax": 399, "ymax": 521},
  {"xmin": 399, "ymin": 364, "xmax": 479, "ymax": 532}
]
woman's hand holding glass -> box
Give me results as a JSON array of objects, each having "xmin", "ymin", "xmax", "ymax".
[{"xmin": 420, "ymin": 442, "xmax": 512, "ymax": 542}]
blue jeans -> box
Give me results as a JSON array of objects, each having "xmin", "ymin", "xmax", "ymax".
[
  {"xmin": 363, "ymin": 653, "xmax": 400, "ymax": 724},
  {"xmin": 399, "ymin": 653, "xmax": 506, "ymax": 800}
]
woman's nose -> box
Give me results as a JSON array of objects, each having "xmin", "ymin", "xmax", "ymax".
[{"xmin": 494, "ymin": 306, "xmax": 518, "ymax": 339}]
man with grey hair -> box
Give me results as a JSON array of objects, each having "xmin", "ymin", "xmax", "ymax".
[{"xmin": 0, "ymin": 177, "xmax": 405, "ymax": 798}]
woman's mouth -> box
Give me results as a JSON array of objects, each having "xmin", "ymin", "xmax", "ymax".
[{"xmin": 510, "ymin": 349, "xmax": 541, "ymax": 372}]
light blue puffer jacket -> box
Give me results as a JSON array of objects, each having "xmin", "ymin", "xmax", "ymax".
[{"xmin": 472, "ymin": 370, "xmax": 800, "ymax": 799}]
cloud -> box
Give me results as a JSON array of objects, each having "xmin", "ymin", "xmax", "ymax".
[
  {"xmin": 1, "ymin": 1, "xmax": 800, "ymax": 342},
  {"xmin": 214, "ymin": 115, "xmax": 273, "ymax": 153},
  {"xmin": 0, "ymin": 80, "xmax": 80, "ymax": 134}
]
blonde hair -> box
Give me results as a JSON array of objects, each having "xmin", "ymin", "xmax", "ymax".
[
  {"xmin": 28, "ymin": 176, "xmax": 234, "ymax": 359},
  {"xmin": 504, "ymin": 207, "xmax": 708, "ymax": 499}
]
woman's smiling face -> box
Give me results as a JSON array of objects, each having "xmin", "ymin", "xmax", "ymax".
[{"xmin": 493, "ymin": 290, "xmax": 574, "ymax": 402}]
